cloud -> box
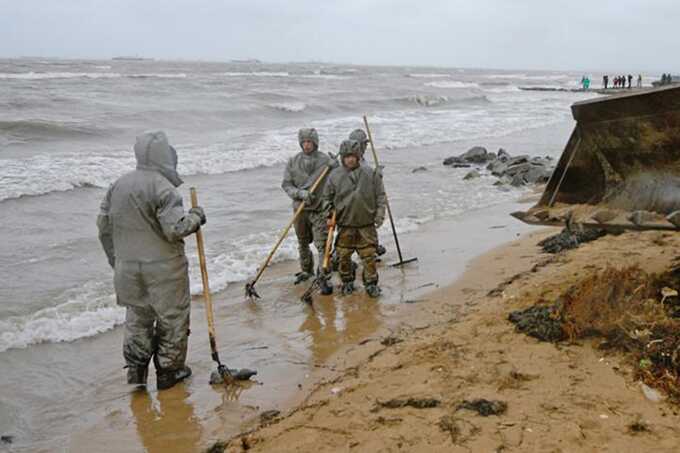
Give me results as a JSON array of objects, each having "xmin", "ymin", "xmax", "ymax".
[{"xmin": 0, "ymin": 0, "xmax": 676, "ymax": 71}]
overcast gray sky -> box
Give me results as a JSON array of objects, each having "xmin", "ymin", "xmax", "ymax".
[{"xmin": 1, "ymin": 0, "xmax": 676, "ymax": 72}]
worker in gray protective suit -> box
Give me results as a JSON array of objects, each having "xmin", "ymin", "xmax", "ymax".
[
  {"xmin": 282, "ymin": 128, "xmax": 335, "ymax": 293},
  {"xmin": 97, "ymin": 131, "xmax": 206, "ymax": 390},
  {"xmin": 348, "ymin": 128, "xmax": 387, "ymax": 258},
  {"xmin": 349, "ymin": 129, "xmax": 370, "ymax": 163},
  {"xmin": 324, "ymin": 139, "xmax": 386, "ymax": 298}
]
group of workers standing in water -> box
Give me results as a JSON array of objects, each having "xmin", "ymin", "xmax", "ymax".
[{"xmin": 97, "ymin": 127, "xmax": 387, "ymax": 390}]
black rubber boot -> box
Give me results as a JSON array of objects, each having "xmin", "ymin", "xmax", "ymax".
[
  {"xmin": 127, "ymin": 366, "xmax": 148, "ymax": 386},
  {"xmin": 320, "ymin": 278, "xmax": 333, "ymax": 295},
  {"xmin": 294, "ymin": 271, "xmax": 313, "ymax": 285},
  {"xmin": 156, "ymin": 366, "xmax": 192, "ymax": 390},
  {"xmin": 341, "ymin": 281, "xmax": 355, "ymax": 296},
  {"xmin": 365, "ymin": 283, "xmax": 382, "ymax": 298}
]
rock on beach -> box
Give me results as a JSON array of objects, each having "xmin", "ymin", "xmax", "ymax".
[{"xmin": 444, "ymin": 146, "xmax": 555, "ymax": 186}]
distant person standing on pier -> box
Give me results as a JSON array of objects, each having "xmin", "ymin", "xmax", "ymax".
[
  {"xmin": 584, "ymin": 76, "xmax": 590, "ymax": 90},
  {"xmin": 627, "ymin": 74, "xmax": 633, "ymax": 89},
  {"xmin": 637, "ymin": 74, "xmax": 642, "ymax": 88},
  {"xmin": 603, "ymin": 75, "xmax": 609, "ymax": 89}
]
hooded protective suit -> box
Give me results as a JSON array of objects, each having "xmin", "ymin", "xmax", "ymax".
[
  {"xmin": 349, "ymin": 129, "xmax": 369, "ymax": 160},
  {"xmin": 97, "ymin": 131, "xmax": 203, "ymax": 385},
  {"xmin": 324, "ymin": 140, "xmax": 386, "ymax": 287},
  {"xmin": 281, "ymin": 128, "xmax": 333, "ymax": 275}
]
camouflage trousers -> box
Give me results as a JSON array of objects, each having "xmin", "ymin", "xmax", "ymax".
[
  {"xmin": 115, "ymin": 255, "xmax": 191, "ymax": 371},
  {"xmin": 293, "ymin": 209, "xmax": 329, "ymax": 274},
  {"xmin": 336, "ymin": 226, "xmax": 378, "ymax": 284}
]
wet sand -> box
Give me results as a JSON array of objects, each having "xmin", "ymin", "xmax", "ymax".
[
  {"xmin": 214, "ymin": 229, "xmax": 680, "ymax": 453},
  {"xmin": 46, "ymin": 199, "xmax": 533, "ymax": 453}
]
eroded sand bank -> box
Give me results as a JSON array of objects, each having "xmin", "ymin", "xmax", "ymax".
[{"xmin": 216, "ymin": 229, "xmax": 680, "ymax": 453}]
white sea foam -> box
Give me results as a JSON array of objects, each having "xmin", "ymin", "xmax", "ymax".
[
  {"xmin": 299, "ymin": 74, "xmax": 348, "ymax": 80},
  {"xmin": 0, "ymin": 72, "xmax": 187, "ymax": 80},
  {"xmin": 221, "ymin": 71, "xmax": 290, "ymax": 77},
  {"xmin": 0, "ymin": 282, "xmax": 124, "ymax": 353},
  {"xmin": 407, "ymin": 73, "xmax": 451, "ymax": 78},
  {"xmin": 0, "ymin": 72, "xmax": 122, "ymax": 80},
  {"xmin": 269, "ymin": 102, "xmax": 307, "ymax": 113},
  {"xmin": 128, "ymin": 73, "xmax": 187, "ymax": 79},
  {"xmin": 0, "ymin": 88, "xmax": 585, "ymax": 202},
  {"xmin": 0, "ymin": 209, "xmax": 432, "ymax": 352},
  {"xmin": 484, "ymin": 73, "xmax": 573, "ymax": 81},
  {"xmin": 408, "ymin": 94, "xmax": 451, "ymax": 107},
  {"xmin": 424, "ymin": 81, "xmax": 480, "ymax": 89},
  {"xmin": 0, "ymin": 133, "xmax": 299, "ymax": 200},
  {"xmin": 187, "ymin": 232, "xmax": 300, "ymax": 295},
  {"xmin": 484, "ymin": 85, "xmax": 521, "ymax": 93},
  {"xmin": 0, "ymin": 232, "xmax": 300, "ymax": 352}
]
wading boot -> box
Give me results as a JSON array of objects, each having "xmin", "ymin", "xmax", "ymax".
[
  {"xmin": 127, "ymin": 366, "xmax": 148, "ymax": 386},
  {"xmin": 365, "ymin": 283, "xmax": 382, "ymax": 298},
  {"xmin": 294, "ymin": 271, "xmax": 313, "ymax": 285},
  {"xmin": 157, "ymin": 366, "xmax": 192, "ymax": 391},
  {"xmin": 320, "ymin": 277, "xmax": 333, "ymax": 295},
  {"xmin": 341, "ymin": 281, "xmax": 355, "ymax": 296}
]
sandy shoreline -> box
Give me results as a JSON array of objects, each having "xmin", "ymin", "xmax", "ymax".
[
  {"xmin": 210, "ymin": 228, "xmax": 680, "ymax": 453},
  {"xmin": 59, "ymin": 198, "xmax": 534, "ymax": 453},
  {"xmin": 5, "ymin": 118, "xmax": 574, "ymax": 452}
]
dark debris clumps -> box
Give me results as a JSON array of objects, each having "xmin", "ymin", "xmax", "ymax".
[
  {"xmin": 508, "ymin": 303, "xmax": 567, "ymax": 342},
  {"xmin": 457, "ymin": 399, "xmax": 508, "ymax": 416},
  {"xmin": 377, "ymin": 397, "xmax": 441, "ymax": 410},
  {"xmin": 538, "ymin": 227, "xmax": 606, "ymax": 254},
  {"xmin": 510, "ymin": 265, "xmax": 680, "ymax": 403}
]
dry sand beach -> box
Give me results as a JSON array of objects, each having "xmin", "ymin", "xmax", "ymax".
[{"xmin": 211, "ymin": 228, "xmax": 680, "ymax": 453}]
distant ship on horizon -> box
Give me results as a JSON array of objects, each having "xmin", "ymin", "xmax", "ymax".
[
  {"xmin": 229, "ymin": 59, "xmax": 262, "ymax": 64},
  {"xmin": 112, "ymin": 56, "xmax": 154, "ymax": 61}
]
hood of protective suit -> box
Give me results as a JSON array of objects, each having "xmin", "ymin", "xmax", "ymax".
[
  {"xmin": 349, "ymin": 129, "xmax": 368, "ymax": 144},
  {"xmin": 339, "ymin": 139, "xmax": 361, "ymax": 160},
  {"xmin": 298, "ymin": 128, "xmax": 319, "ymax": 151},
  {"xmin": 134, "ymin": 131, "xmax": 183, "ymax": 187}
]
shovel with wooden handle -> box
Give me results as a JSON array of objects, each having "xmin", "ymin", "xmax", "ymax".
[
  {"xmin": 245, "ymin": 165, "xmax": 332, "ymax": 299},
  {"xmin": 190, "ymin": 188, "xmax": 256, "ymax": 384},
  {"xmin": 300, "ymin": 211, "xmax": 336, "ymax": 304},
  {"xmin": 363, "ymin": 115, "xmax": 418, "ymax": 267}
]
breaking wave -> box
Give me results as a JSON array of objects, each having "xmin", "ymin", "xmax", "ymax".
[
  {"xmin": 268, "ymin": 102, "xmax": 307, "ymax": 113},
  {"xmin": 0, "ymin": 132, "xmax": 299, "ymax": 201},
  {"xmin": 403, "ymin": 94, "xmax": 489, "ymax": 107},
  {"xmin": 0, "ymin": 282, "xmax": 124, "ymax": 353},
  {"xmin": 424, "ymin": 81, "xmax": 480, "ymax": 89},
  {"xmin": 0, "ymin": 119, "xmax": 110, "ymax": 141},
  {"xmin": 407, "ymin": 73, "xmax": 451, "ymax": 78},
  {"xmin": 221, "ymin": 71, "xmax": 290, "ymax": 78},
  {"xmin": 0, "ymin": 211, "xmax": 434, "ymax": 352},
  {"xmin": 0, "ymin": 72, "xmax": 187, "ymax": 80}
]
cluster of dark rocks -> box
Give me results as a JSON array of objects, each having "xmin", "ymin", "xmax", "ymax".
[
  {"xmin": 538, "ymin": 227, "xmax": 607, "ymax": 254},
  {"xmin": 443, "ymin": 146, "xmax": 555, "ymax": 187}
]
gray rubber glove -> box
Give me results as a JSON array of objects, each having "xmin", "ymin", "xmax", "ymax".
[
  {"xmin": 189, "ymin": 206, "xmax": 207, "ymax": 225},
  {"xmin": 297, "ymin": 189, "xmax": 314, "ymax": 203},
  {"xmin": 375, "ymin": 216, "xmax": 385, "ymax": 228},
  {"xmin": 327, "ymin": 152, "xmax": 340, "ymax": 169}
]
